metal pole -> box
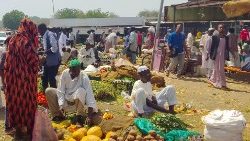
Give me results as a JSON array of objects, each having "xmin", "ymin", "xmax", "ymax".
[
  {"xmin": 52, "ymin": 0, "xmax": 55, "ymax": 15},
  {"xmin": 151, "ymin": 0, "xmax": 164, "ymax": 70},
  {"xmin": 155, "ymin": 0, "xmax": 165, "ymax": 43}
]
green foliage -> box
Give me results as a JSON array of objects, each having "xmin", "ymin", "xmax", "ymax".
[
  {"xmin": 54, "ymin": 8, "xmax": 85, "ymax": 19},
  {"xmin": 85, "ymin": 9, "xmax": 108, "ymax": 18},
  {"xmin": 0, "ymin": 20, "xmax": 3, "ymax": 28},
  {"xmin": 91, "ymin": 80, "xmax": 120, "ymax": 101},
  {"xmin": 37, "ymin": 78, "xmax": 43, "ymax": 92},
  {"xmin": 109, "ymin": 12, "xmax": 119, "ymax": 18},
  {"xmin": 54, "ymin": 8, "xmax": 118, "ymax": 19},
  {"xmin": 151, "ymin": 114, "xmax": 188, "ymax": 132},
  {"xmin": 2, "ymin": 10, "xmax": 25, "ymax": 30},
  {"xmin": 29, "ymin": 16, "xmax": 49, "ymax": 25},
  {"xmin": 138, "ymin": 10, "xmax": 159, "ymax": 18}
]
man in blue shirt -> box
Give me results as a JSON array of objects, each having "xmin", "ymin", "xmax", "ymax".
[
  {"xmin": 38, "ymin": 24, "xmax": 61, "ymax": 91},
  {"xmin": 166, "ymin": 24, "xmax": 187, "ymax": 78},
  {"xmin": 164, "ymin": 28, "xmax": 172, "ymax": 44}
]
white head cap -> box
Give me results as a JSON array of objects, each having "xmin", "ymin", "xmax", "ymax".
[
  {"xmin": 208, "ymin": 28, "xmax": 215, "ymax": 31},
  {"xmin": 137, "ymin": 66, "xmax": 149, "ymax": 73}
]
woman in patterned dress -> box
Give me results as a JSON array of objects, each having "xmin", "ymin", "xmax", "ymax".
[{"xmin": 4, "ymin": 18, "xmax": 39, "ymax": 140}]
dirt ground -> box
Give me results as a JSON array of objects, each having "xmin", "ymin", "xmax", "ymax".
[{"xmin": 0, "ymin": 73, "xmax": 250, "ymax": 141}]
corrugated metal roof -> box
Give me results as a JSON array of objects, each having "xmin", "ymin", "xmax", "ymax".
[
  {"xmin": 49, "ymin": 17, "xmax": 145, "ymax": 28},
  {"xmin": 173, "ymin": 0, "xmax": 227, "ymax": 9}
]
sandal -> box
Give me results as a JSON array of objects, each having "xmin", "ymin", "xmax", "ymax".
[
  {"xmin": 76, "ymin": 115, "xmax": 85, "ymax": 126},
  {"xmin": 5, "ymin": 128, "xmax": 15, "ymax": 135}
]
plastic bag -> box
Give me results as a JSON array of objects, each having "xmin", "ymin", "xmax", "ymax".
[
  {"xmin": 202, "ymin": 110, "xmax": 246, "ymax": 141},
  {"xmin": 165, "ymin": 130, "xmax": 201, "ymax": 141},
  {"xmin": 134, "ymin": 118, "xmax": 165, "ymax": 137},
  {"xmin": 32, "ymin": 109, "xmax": 58, "ymax": 141},
  {"xmin": 134, "ymin": 118, "xmax": 200, "ymax": 141}
]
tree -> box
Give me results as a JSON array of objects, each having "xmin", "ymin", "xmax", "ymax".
[
  {"xmin": 85, "ymin": 9, "xmax": 110, "ymax": 18},
  {"xmin": 2, "ymin": 10, "xmax": 25, "ymax": 30},
  {"xmin": 109, "ymin": 12, "xmax": 119, "ymax": 18},
  {"xmin": 0, "ymin": 21, "xmax": 3, "ymax": 28},
  {"xmin": 54, "ymin": 8, "xmax": 118, "ymax": 19},
  {"xmin": 29, "ymin": 16, "xmax": 49, "ymax": 25},
  {"xmin": 138, "ymin": 10, "xmax": 159, "ymax": 18},
  {"xmin": 54, "ymin": 8, "xmax": 85, "ymax": 19}
]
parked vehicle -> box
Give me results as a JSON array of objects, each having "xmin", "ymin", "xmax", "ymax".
[{"xmin": 0, "ymin": 31, "xmax": 12, "ymax": 46}]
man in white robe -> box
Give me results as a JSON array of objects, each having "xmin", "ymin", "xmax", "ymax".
[
  {"xmin": 78, "ymin": 42, "xmax": 96, "ymax": 68},
  {"xmin": 59, "ymin": 31, "xmax": 68, "ymax": 56},
  {"xmin": 131, "ymin": 66, "xmax": 177, "ymax": 117},
  {"xmin": 45, "ymin": 59, "xmax": 98, "ymax": 125},
  {"xmin": 105, "ymin": 29, "xmax": 117, "ymax": 52}
]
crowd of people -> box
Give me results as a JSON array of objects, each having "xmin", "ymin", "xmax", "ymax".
[
  {"xmin": 0, "ymin": 18, "xmax": 176, "ymax": 140},
  {"xmin": 164, "ymin": 23, "xmax": 250, "ymax": 89},
  {"xmin": 0, "ymin": 17, "xmax": 250, "ymax": 140}
]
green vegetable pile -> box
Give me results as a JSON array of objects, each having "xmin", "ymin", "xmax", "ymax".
[
  {"xmin": 91, "ymin": 80, "xmax": 121, "ymax": 101},
  {"xmin": 151, "ymin": 114, "xmax": 188, "ymax": 132},
  {"xmin": 113, "ymin": 76, "xmax": 135, "ymax": 92},
  {"xmin": 91, "ymin": 76, "xmax": 136, "ymax": 101}
]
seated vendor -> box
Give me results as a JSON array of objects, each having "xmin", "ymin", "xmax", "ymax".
[
  {"xmin": 241, "ymin": 55, "xmax": 250, "ymax": 71},
  {"xmin": 45, "ymin": 59, "xmax": 98, "ymax": 125},
  {"xmin": 68, "ymin": 48, "xmax": 78, "ymax": 61},
  {"xmin": 78, "ymin": 41, "xmax": 96, "ymax": 69},
  {"xmin": 131, "ymin": 66, "xmax": 177, "ymax": 117},
  {"xmin": 61, "ymin": 47, "xmax": 71, "ymax": 64}
]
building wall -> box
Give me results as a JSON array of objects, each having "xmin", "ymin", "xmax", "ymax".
[
  {"xmin": 165, "ymin": 6, "xmax": 250, "ymax": 22},
  {"xmin": 72, "ymin": 26, "xmax": 125, "ymax": 35},
  {"xmin": 166, "ymin": 6, "xmax": 227, "ymax": 22}
]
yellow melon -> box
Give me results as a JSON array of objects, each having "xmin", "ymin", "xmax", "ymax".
[
  {"xmin": 72, "ymin": 128, "xmax": 88, "ymax": 141},
  {"xmin": 87, "ymin": 126, "xmax": 103, "ymax": 138},
  {"xmin": 65, "ymin": 137, "xmax": 77, "ymax": 141},
  {"xmin": 105, "ymin": 131, "xmax": 113, "ymax": 139},
  {"xmin": 81, "ymin": 135, "xmax": 101, "ymax": 141}
]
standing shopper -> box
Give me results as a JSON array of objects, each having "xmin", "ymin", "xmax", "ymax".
[
  {"xmin": 128, "ymin": 27, "xmax": 138, "ymax": 64},
  {"xmin": 137, "ymin": 31, "xmax": 143, "ymax": 57},
  {"xmin": 209, "ymin": 24, "xmax": 235, "ymax": 89},
  {"xmin": 105, "ymin": 29, "xmax": 117, "ymax": 52},
  {"xmin": 240, "ymin": 26, "xmax": 249, "ymax": 43},
  {"xmin": 202, "ymin": 28, "xmax": 215, "ymax": 79},
  {"xmin": 68, "ymin": 30, "xmax": 75, "ymax": 48},
  {"xmin": 4, "ymin": 18, "xmax": 39, "ymax": 140},
  {"xmin": 166, "ymin": 24, "xmax": 187, "ymax": 78},
  {"xmin": 59, "ymin": 29, "xmax": 68, "ymax": 56},
  {"xmin": 38, "ymin": 24, "xmax": 61, "ymax": 91}
]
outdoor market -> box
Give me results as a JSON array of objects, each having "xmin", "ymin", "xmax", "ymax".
[{"xmin": 0, "ymin": 0, "xmax": 250, "ymax": 141}]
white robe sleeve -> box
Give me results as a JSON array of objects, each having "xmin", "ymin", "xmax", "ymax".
[
  {"xmin": 82, "ymin": 74, "xmax": 98, "ymax": 112},
  {"xmin": 57, "ymin": 71, "xmax": 66, "ymax": 107},
  {"xmin": 130, "ymin": 81, "xmax": 140, "ymax": 100},
  {"xmin": 90, "ymin": 49, "xmax": 96, "ymax": 64},
  {"xmin": 206, "ymin": 37, "xmax": 212, "ymax": 55}
]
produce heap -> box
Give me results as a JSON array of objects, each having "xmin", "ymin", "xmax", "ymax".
[
  {"xmin": 36, "ymin": 60, "xmax": 178, "ymax": 141},
  {"xmin": 134, "ymin": 114, "xmax": 201, "ymax": 141},
  {"xmin": 151, "ymin": 114, "xmax": 188, "ymax": 133},
  {"xmin": 37, "ymin": 78, "xmax": 48, "ymax": 108},
  {"xmin": 222, "ymin": 0, "xmax": 250, "ymax": 18},
  {"xmin": 52, "ymin": 121, "xmax": 161, "ymax": 141}
]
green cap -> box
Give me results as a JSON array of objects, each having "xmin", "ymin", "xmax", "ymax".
[{"xmin": 68, "ymin": 59, "xmax": 81, "ymax": 68}]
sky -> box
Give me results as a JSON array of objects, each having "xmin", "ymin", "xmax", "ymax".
[{"xmin": 0, "ymin": 0, "xmax": 187, "ymax": 19}]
